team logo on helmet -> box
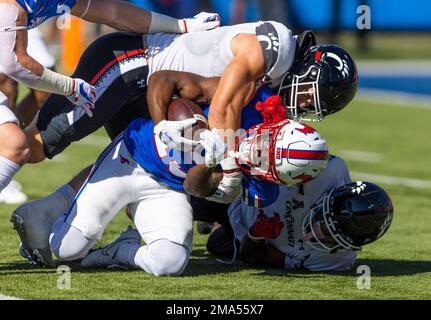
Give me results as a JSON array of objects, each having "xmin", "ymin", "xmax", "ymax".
[{"xmin": 324, "ymin": 52, "xmax": 350, "ymax": 79}]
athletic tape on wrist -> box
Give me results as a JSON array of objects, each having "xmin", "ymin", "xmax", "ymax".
[
  {"xmin": 149, "ymin": 11, "xmax": 182, "ymax": 34},
  {"xmin": 39, "ymin": 68, "xmax": 74, "ymax": 96}
]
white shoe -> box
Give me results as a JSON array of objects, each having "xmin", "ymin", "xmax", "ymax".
[
  {"xmin": 0, "ymin": 180, "xmax": 27, "ymax": 204},
  {"xmin": 81, "ymin": 226, "xmax": 141, "ymax": 269}
]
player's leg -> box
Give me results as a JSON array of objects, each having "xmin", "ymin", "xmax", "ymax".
[
  {"xmin": 24, "ymin": 32, "xmax": 149, "ymax": 163},
  {"xmin": 82, "ymin": 182, "xmax": 193, "ymax": 276},
  {"xmin": 0, "ymin": 96, "xmax": 30, "ymax": 194},
  {"xmin": 50, "ymin": 137, "xmax": 135, "ymax": 262},
  {"xmin": 130, "ymin": 192, "xmax": 193, "ymax": 276},
  {"xmin": 0, "ymin": 74, "xmax": 18, "ymax": 109},
  {"xmin": 11, "ymin": 166, "xmax": 89, "ymax": 266}
]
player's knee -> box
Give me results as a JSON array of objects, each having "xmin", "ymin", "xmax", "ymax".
[
  {"xmin": 0, "ymin": 123, "xmax": 30, "ymax": 165},
  {"xmin": 50, "ymin": 222, "xmax": 92, "ymax": 261},
  {"xmin": 140, "ymin": 240, "xmax": 189, "ymax": 277},
  {"xmin": 152, "ymin": 245, "xmax": 189, "ymax": 277}
]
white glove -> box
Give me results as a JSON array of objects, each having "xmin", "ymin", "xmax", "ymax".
[
  {"xmin": 199, "ymin": 129, "xmax": 226, "ymax": 168},
  {"xmin": 67, "ymin": 78, "xmax": 96, "ymax": 118},
  {"xmin": 206, "ymin": 170, "xmax": 243, "ymax": 204},
  {"xmin": 154, "ymin": 119, "xmax": 199, "ymax": 150},
  {"xmin": 207, "ymin": 157, "xmax": 243, "ymax": 203},
  {"xmin": 183, "ymin": 12, "xmax": 221, "ymax": 33}
]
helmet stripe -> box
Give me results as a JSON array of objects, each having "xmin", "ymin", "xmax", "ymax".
[{"xmin": 284, "ymin": 149, "xmax": 329, "ymax": 160}]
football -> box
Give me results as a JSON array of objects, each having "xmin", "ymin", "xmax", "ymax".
[{"xmin": 167, "ymin": 97, "xmax": 209, "ymax": 143}]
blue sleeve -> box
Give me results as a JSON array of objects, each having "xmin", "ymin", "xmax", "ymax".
[{"xmin": 242, "ymin": 175, "xmax": 280, "ymax": 208}]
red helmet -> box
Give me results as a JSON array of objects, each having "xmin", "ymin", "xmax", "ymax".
[{"xmin": 234, "ymin": 120, "xmax": 329, "ymax": 185}]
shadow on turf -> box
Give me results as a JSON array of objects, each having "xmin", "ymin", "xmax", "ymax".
[
  {"xmin": 254, "ymin": 258, "xmax": 431, "ymax": 277},
  {"xmin": 3, "ymin": 256, "xmax": 430, "ymax": 278}
]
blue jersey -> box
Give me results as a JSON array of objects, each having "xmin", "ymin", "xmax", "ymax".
[
  {"xmin": 16, "ymin": 0, "xmax": 77, "ymax": 29},
  {"xmin": 123, "ymin": 85, "xmax": 273, "ymax": 191}
]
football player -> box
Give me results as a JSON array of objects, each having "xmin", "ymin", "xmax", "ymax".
[
  {"xmin": 12, "ymin": 71, "xmax": 330, "ymax": 264},
  {"xmin": 0, "ymin": 27, "xmax": 56, "ymax": 204},
  {"xmin": 46, "ymin": 114, "xmax": 327, "ymax": 276},
  {"xmin": 206, "ymin": 157, "xmax": 394, "ymax": 272}
]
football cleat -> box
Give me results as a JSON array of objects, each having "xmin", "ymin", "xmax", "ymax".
[
  {"xmin": 80, "ymin": 226, "xmax": 141, "ymax": 269},
  {"xmin": 11, "ymin": 199, "xmax": 65, "ymax": 268}
]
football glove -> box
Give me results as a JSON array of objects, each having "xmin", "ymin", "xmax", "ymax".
[
  {"xmin": 154, "ymin": 119, "xmax": 199, "ymax": 150},
  {"xmin": 199, "ymin": 129, "xmax": 226, "ymax": 168},
  {"xmin": 206, "ymin": 157, "xmax": 243, "ymax": 204},
  {"xmin": 249, "ymin": 210, "xmax": 284, "ymax": 240},
  {"xmin": 182, "ymin": 12, "xmax": 221, "ymax": 33},
  {"xmin": 67, "ymin": 78, "xmax": 96, "ymax": 118}
]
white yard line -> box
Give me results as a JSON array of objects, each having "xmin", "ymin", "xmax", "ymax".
[
  {"xmin": 351, "ymin": 171, "xmax": 431, "ymax": 190},
  {"xmin": 0, "ymin": 294, "xmax": 22, "ymax": 300}
]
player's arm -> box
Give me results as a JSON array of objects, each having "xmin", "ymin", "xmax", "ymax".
[
  {"xmin": 147, "ymin": 70, "xmax": 219, "ymax": 125},
  {"xmin": 183, "ymin": 165, "xmax": 223, "ymax": 198},
  {"xmin": 239, "ymin": 235, "xmax": 285, "ymax": 268},
  {"xmin": 72, "ymin": 0, "xmax": 220, "ymax": 34},
  {"xmin": 207, "ymin": 34, "xmax": 265, "ymax": 132},
  {"xmin": 72, "ymin": 0, "xmax": 151, "ymax": 33},
  {"xmin": 0, "ymin": 4, "xmax": 80, "ymax": 102}
]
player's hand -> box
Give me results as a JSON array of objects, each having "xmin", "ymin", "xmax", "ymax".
[
  {"xmin": 206, "ymin": 171, "xmax": 243, "ymax": 204},
  {"xmin": 67, "ymin": 78, "xmax": 96, "ymax": 118},
  {"xmin": 199, "ymin": 129, "xmax": 226, "ymax": 168},
  {"xmin": 154, "ymin": 119, "xmax": 199, "ymax": 150},
  {"xmin": 183, "ymin": 12, "xmax": 221, "ymax": 33},
  {"xmin": 249, "ymin": 211, "xmax": 284, "ymax": 239}
]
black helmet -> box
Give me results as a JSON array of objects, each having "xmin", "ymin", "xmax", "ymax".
[
  {"xmin": 278, "ymin": 43, "xmax": 358, "ymax": 121},
  {"xmin": 302, "ymin": 181, "xmax": 394, "ymax": 253}
]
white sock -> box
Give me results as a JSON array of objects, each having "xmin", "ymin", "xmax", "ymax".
[
  {"xmin": 0, "ymin": 155, "xmax": 20, "ymax": 192},
  {"xmin": 148, "ymin": 11, "xmax": 184, "ymax": 34}
]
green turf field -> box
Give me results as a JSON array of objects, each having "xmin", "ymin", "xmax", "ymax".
[{"xmin": 1, "ymin": 96, "xmax": 431, "ymax": 300}]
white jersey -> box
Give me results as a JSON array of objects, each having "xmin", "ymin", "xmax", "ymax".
[
  {"xmin": 228, "ymin": 156, "xmax": 358, "ymax": 272},
  {"xmin": 0, "ymin": 27, "xmax": 55, "ymax": 73},
  {"xmin": 146, "ymin": 21, "xmax": 297, "ymax": 88}
]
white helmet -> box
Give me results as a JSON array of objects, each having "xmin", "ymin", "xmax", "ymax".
[{"xmin": 235, "ymin": 120, "xmax": 329, "ymax": 185}]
